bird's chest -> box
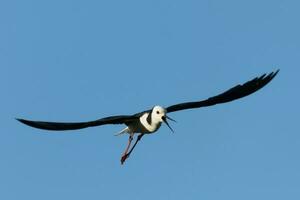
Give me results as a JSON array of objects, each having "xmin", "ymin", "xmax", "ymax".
[{"xmin": 129, "ymin": 114, "xmax": 161, "ymax": 134}]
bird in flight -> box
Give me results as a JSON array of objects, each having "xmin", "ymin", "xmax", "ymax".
[{"xmin": 17, "ymin": 70, "xmax": 279, "ymax": 164}]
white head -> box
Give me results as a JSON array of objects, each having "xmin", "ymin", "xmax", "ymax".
[
  {"xmin": 152, "ymin": 106, "xmax": 166, "ymax": 123},
  {"xmin": 151, "ymin": 105, "xmax": 175, "ymax": 132}
]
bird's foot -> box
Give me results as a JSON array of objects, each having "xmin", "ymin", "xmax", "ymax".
[{"xmin": 121, "ymin": 154, "xmax": 129, "ymax": 165}]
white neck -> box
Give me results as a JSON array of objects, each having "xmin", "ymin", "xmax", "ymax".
[{"xmin": 140, "ymin": 112, "xmax": 162, "ymax": 133}]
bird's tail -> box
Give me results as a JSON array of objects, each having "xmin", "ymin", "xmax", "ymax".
[{"xmin": 114, "ymin": 127, "xmax": 129, "ymax": 136}]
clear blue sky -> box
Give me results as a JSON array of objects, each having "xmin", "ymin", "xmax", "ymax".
[{"xmin": 1, "ymin": 0, "xmax": 299, "ymax": 199}]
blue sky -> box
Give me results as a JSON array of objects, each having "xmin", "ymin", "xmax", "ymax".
[{"xmin": 1, "ymin": 0, "xmax": 299, "ymax": 199}]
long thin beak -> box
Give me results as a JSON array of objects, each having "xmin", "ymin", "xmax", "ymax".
[
  {"xmin": 166, "ymin": 115, "xmax": 176, "ymax": 123},
  {"xmin": 162, "ymin": 116, "xmax": 175, "ymax": 133}
]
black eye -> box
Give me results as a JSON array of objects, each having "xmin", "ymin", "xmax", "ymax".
[{"xmin": 156, "ymin": 111, "xmax": 160, "ymax": 114}]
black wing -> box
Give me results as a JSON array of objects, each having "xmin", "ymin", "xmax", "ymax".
[
  {"xmin": 166, "ymin": 70, "xmax": 279, "ymax": 113},
  {"xmin": 16, "ymin": 115, "xmax": 139, "ymax": 131}
]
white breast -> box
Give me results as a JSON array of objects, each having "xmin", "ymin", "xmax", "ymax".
[{"xmin": 139, "ymin": 113, "xmax": 162, "ymax": 133}]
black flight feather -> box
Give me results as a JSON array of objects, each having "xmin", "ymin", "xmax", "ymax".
[
  {"xmin": 166, "ymin": 70, "xmax": 279, "ymax": 113},
  {"xmin": 16, "ymin": 115, "xmax": 139, "ymax": 131}
]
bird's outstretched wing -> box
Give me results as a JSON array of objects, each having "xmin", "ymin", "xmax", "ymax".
[
  {"xmin": 166, "ymin": 70, "xmax": 279, "ymax": 113},
  {"xmin": 16, "ymin": 115, "xmax": 138, "ymax": 131}
]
